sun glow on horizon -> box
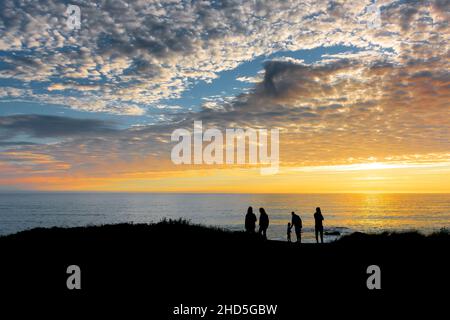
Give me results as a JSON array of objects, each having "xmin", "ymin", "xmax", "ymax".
[
  {"xmin": 3, "ymin": 159, "xmax": 449, "ymax": 194},
  {"xmin": 290, "ymin": 161, "xmax": 450, "ymax": 173}
]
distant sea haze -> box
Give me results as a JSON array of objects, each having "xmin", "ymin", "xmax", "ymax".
[{"xmin": 0, "ymin": 193, "xmax": 449, "ymax": 243}]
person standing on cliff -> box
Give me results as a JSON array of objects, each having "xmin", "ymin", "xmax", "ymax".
[
  {"xmin": 287, "ymin": 222, "xmax": 292, "ymax": 242},
  {"xmin": 314, "ymin": 207, "xmax": 324, "ymax": 243},
  {"xmin": 291, "ymin": 212, "xmax": 302, "ymax": 243},
  {"xmin": 245, "ymin": 206, "xmax": 257, "ymax": 233},
  {"xmin": 258, "ymin": 208, "xmax": 269, "ymax": 239}
]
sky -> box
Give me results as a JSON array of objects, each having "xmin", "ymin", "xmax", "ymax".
[{"xmin": 0, "ymin": 0, "xmax": 449, "ymax": 193}]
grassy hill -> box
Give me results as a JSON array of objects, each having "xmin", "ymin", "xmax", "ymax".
[{"xmin": 0, "ymin": 219, "xmax": 448, "ymax": 313}]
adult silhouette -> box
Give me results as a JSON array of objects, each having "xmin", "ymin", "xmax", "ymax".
[
  {"xmin": 258, "ymin": 208, "xmax": 269, "ymax": 239},
  {"xmin": 291, "ymin": 212, "xmax": 302, "ymax": 243},
  {"xmin": 314, "ymin": 207, "xmax": 324, "ymax": 243},
  {"xmin": 245, "ymin": 206, "xmax": 257, "ymax": 233}
]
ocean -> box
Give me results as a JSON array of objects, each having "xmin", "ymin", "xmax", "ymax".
[{"xmin": 0, "ymin": 193, "xmax": 449, "ymax": 243}]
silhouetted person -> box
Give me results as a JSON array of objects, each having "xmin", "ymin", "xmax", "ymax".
[
  {"xmin": 258, "ymin": 208, "xmax": 269, "ymax": 239},
  {"xmin": 245, "ymin": 206, "xmax": 257, "ymax": 233},
  {"xmin": 287, "ymin": 222, "xmax": 292, "ymax": 242},
  {"xmin": 314, "ymin": 207, "xmax": 324, "ymax": 243},
  {"xmin": 291, "ymin": 212, "xmax": 302, "ymax": 243}
]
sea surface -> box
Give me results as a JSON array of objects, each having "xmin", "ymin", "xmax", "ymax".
[{"xmin": 0, "ymin": 193, "xmax": 449, "ymax": 243}]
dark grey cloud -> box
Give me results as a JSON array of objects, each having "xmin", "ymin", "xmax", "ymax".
[
  {"xmin": 0, "ymin": 141, "xmax": 38, "ymax": 146},
  {"xmin": 260, "ymin": 59, "xmax": 355, "ymax": 99},
  {"xmin": 0, "ymin": 114, "xmax": 118, "ymax": 139}
]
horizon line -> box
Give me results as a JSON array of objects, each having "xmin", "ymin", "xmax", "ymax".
[{"xmin": 1, "ymin": 191, "xmax": 450, "ymax": 195}]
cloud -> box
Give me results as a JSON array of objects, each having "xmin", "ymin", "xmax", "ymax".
[
  {"xmin": 236, "ymin": 76, "xmax": 262, "ymax": 84},
  {"xmin": 47, "ymin": 83, "xmax": 101, "ymax": 92},
  {"xmin": 0, "ymin": 0, "xmax": 447, "ymax": 115},
  {"xmin": 0, "ymin": 114, "xmax": 118, "ymax": 139},
  {"xmin": 186, "ymin": 49, "xmax": 449, "ymax": 165}
]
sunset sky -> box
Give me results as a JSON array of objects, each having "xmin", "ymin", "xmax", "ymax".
[{"xmin": 0, "ymin": 0, "xmax": 449, "ymax": 192}]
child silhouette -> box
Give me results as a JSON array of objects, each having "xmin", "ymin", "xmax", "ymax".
[{"xmin": 287, "ymin": 222, "xmax": 292, "ymax": 242}]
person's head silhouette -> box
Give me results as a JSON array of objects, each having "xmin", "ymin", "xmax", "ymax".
[
  {"xmin": 291, "ymin": 211, "xmax": 295, "ymax": 216},
  {"xmin": 259, "ymin": 208, "xmax": 266, "ymax": 215},
  {"xmin": 247, "ymin": 206, "xmax": 253, "ymax": 214},
  {"xmin": 316, "ymin": 207, "xmax": 321, "ymax": 214}
]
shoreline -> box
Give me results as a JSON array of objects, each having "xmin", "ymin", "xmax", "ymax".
[{"xmin": 1, "ymin": 219, "xmax": 448, "ymax": 244}]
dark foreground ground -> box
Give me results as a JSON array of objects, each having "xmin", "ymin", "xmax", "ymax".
[{"xmin": 0, "ymin": 220, "xmax": 449, "ymax": 317}]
